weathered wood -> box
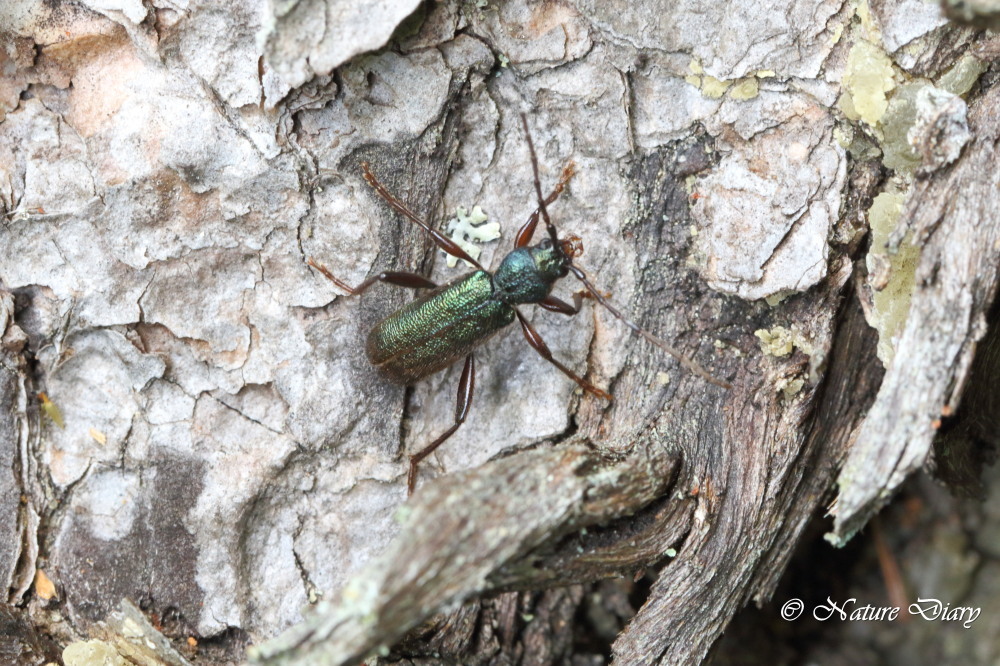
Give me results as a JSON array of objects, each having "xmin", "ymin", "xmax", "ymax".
[{"xmin": 832, "ymin": 80, "xmax": 1000, "ymax": 544}]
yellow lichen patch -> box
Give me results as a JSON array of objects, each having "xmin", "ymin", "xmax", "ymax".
[
  {"xmin": 830, "ymin": 22, "xmax": 845, "ymax": 45},
  {"xmin": 701, "ymin": 75, "xmax": 731, "ymax": 98},
  {"xmin": 866, "ymin": 189, "xmax": 919, "ymax": 365},
  {"xmin": 729, "ymin": 77, "xmax": 759, "ymax": 100},
  {"xmin": 755, "ymin": 325, "xmax": 817, "ymax": 358},
  {"xmin": 833, "ymin": 125, "xmax": 853, "ymax": 149},
  {"xmin": 856, "ymin": 0, "xmax": 879, "ymax": 37},
  {"xmin": 38, "ymin": 392, "xmax": 65, "ymax": 429},
  {"xmin": 841, "ymin": 40, "xmax": 896, "ymax": 126},
  {"xmin": 684, "ymin": 58, "xmax": 734, "ymax": 99},
  {"xmin": 776, "ymin": 375, "xmax": 806, "ymax": 400},
  {"xmin": 764, "ymin": 291, "xmax": 792, "ymax": 307},
  {"xmin": 755, "ymin": 327, "xmax": 795, "ymax": 357}
]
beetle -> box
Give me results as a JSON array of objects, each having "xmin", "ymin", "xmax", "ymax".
[{"xmin": 310, "ymin": 115, "xmax": 730, "ymax": 493}]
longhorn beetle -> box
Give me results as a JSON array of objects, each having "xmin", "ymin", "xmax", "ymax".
[{"xmin": 310, "ymin": 114, "xmax": 730, "ymax": 494}]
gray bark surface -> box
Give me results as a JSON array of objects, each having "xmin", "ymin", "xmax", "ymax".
[{"xmin": 1, "ymin": 1, "xmax": 998, "ymax": 665}]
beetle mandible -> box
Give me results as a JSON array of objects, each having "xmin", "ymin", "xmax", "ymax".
[{"xmin": 310, "ymin": 114, "xmax": 730, "ymax": 494}]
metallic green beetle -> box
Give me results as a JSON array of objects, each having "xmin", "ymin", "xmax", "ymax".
[{"xmin": 311, "ymin": 115, "xmax": 729, "ymax": 493}]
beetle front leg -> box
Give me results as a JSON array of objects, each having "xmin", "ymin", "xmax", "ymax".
[
  {"xmin": 514, "ymin": 162, "xmax": 577, "ymax": 248},
  {"xmin": 308, "ymin": 258, "xmax": 437, "ymax": 296},
  {"xmin": 407, "ymin": 354, "xmax": 476, "ymax": 495},
  {"xmin": 514, "ymin": 309, "xmax": 612, "ymax": 402},
  {"xmin": 537, "ymin": 290, "xmax": 593, "ymax": 316}
]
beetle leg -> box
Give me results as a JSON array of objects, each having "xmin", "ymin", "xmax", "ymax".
[
  {"xmin": 514, "ymin": 162, "xmax": 577, "ymax": 248},
  {"xmin": 308, "ymin": 258, "xmax": 437, "ymax": 296},
  {"xmin": 407, "ymin": 354, "xmax": 476, "ymax": 495},
  {"xmin": 537, "ymin": 290, "xmax": 592, "ymax": 316},
  {"xmin": 514, "ymin": 308, "xmax": 612, "ymax": 402},
  {"xmin": 360, "ymin": 163, "xmax": 487, "ymax": 271}
]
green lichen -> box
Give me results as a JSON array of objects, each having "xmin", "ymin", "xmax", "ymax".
[
  {"xmin": 866, "ymin": 189, "xmax": 920, "ymax": 365},
  {"xmin": 850, "ymin": 132, "xmax": 881, "ymax": 161},
  {"xmin": 879, "ymin": 81, "xmax": 929, "ymax": 172},
  {"xmin": 937, "ymin": 54, "xmax": 986, "ymax": 96},
  {"xmin": 755, "ymin": 325, "xmax": 817, "ymax": 358},
  {"xmin": 63, "ymin": 641, "xmax": 129, "ymax": 666},
  {"xmin": 684, "ymin": 58, "xmax": 735, "ymax": 99},
  {"xmin": 776, "ymin": 376, "xmax": 806, "ymax": 400},
  {"xmin": 764, "ymin": 291, "xmax": 792, "ymax": 307}
]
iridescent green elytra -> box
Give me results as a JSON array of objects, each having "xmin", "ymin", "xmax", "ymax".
[{"xmin": 367, "ymin": 243, "xmax": 568, "ymax": 384}]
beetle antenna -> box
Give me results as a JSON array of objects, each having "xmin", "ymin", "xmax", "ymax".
[
  {"xmin": 521, "ymin": 114, "xmax": 730, "ymax": 390},
  {"xmin": 520, "ymin": 113, "xmax": 560, "ymax": 248},
  {"xmin": 567, "ymin": 264, "xmax": 732, "ymax": 389}
]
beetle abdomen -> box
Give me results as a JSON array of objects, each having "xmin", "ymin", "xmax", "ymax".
[{"xmin": 366, "ymin": 271, "xmax": 516, "ymax": 385}]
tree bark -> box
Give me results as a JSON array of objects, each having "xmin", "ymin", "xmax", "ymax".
[{"xmin": 1, "ymin": 1, "xmax": 998, "ymax": 665}]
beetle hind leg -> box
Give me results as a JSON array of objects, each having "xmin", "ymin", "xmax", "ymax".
[
  {"xmin": 407, "ymin": 354, "xmax": 476, "ymax": 495},
  {"xmin": 308, "ymin": 258, "xmax": 437, "ymax": 296}
]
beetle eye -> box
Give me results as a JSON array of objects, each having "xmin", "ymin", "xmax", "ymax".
[{"xmin": 539, "ymin": 238, "xmax": 552, "ymax": 249}]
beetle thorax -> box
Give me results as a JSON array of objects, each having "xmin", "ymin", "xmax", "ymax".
[{"xmin": 493, "ymin": 244, "xmax": 568, "ymax": 304}]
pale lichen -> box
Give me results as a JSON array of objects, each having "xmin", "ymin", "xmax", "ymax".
[
  {"xmin": 444, "ymin": 205, "xmax": 500, "ymax": 268},
  {"xmin": 865, "ymin": 188, "xmax": 920, "ymax": 365},
  {"xmin": 63, "ymin": 641, "xmax": 129, "ymax": 666},
  {"xmin": 684, "ymin": 57, "xmax": 735, "ymax": 99},
  {"xmin": 776, "ymin": 375, "xmax": 806, "ymax": 400},
  {"xmin": 880, "ymin": 82, "xmax": 929, "ymax": 172},
  {"xmin": 908, "ymin": 86, "xmax": 970, "ymax": 171}
]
